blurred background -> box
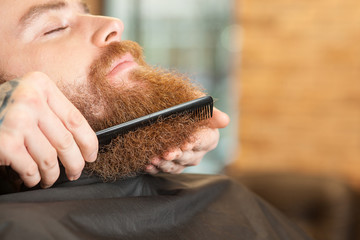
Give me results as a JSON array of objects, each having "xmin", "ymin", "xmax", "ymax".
[{"xmin": 85, "ymin": 1, "xmax": 360, "ymax": 240}]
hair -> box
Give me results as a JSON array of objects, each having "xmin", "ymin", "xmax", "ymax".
[
  {"xmin": 0, "ymin": 72, "xmax": 7, "ymax": 84},
  {"xmin": 0, "ymin": 71, "xmax": 16, "ymax": 85}
]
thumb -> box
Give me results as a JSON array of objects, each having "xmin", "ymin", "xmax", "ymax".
[{"xmin": 208, "ymin": 107, "xmax": 230, "ymax": 129}]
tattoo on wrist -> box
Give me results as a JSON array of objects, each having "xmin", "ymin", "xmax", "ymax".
[{"xmin": 0, "ymin": 80, "xmax": 19, "ymax": 125}]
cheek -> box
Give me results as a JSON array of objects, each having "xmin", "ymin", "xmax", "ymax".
[
  {"xmin": 43, "ymin": 54, "xmax": 89, "ymax": 85},
  {"xmin": 45, "ymin": 40, "xmax": 96, "ymax": 84},
  {"xmin": 0, "ymin": 32, "xmax": 97, "ymax": 87},
  {"xmin": 0, "ymin": 45, "xmax": 34, "ymax": 78},
  {"xmin": 20, "ymin": 46, "xmax": 92, "ymax": 86}
]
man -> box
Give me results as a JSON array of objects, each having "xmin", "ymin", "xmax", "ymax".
[
  {"xmin": 0, "ymin": 0, "xmax": 229, "ymax": 188},
  {"xmin": 0, "ymin": 1, "xmax": 312, "ymax": 239}
]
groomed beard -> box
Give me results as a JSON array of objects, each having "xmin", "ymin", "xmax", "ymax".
[{"xmin": 63, "ymin": 41, "xmax": 209, "ymax": 181}]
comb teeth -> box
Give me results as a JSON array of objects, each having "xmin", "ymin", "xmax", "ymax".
[
  {"xmin": 190, "ymin": 101, "xmax": 213, "ymax": 121},
  {"xmin": 96, "ymin": 96, "xmax": 214, "ymax": 146}
]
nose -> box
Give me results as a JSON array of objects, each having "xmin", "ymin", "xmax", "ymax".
[{"xmin": 91, "ymin": 16, "xmax": 124, "ymax": 47}]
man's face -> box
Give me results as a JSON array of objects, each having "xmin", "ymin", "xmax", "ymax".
[
  {"xmin": 0, "ymin": 0, "xmax": 208, "ymax": 180},
  {"xmin": 0, "ymin": 0, "xmax": 128, "ymax": 86}
]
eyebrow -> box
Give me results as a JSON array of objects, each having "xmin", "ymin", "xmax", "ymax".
[{"xmin": 19, "ymin": 1, "xmax": 90, "ymax": 28}]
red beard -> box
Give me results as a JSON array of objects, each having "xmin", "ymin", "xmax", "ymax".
[{"xmin": 62, "ymin": 41, "xmax": 209, "ymax": 181}]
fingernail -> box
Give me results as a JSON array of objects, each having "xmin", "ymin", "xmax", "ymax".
[
  {"xmin": 181, "ymin": 143, "xmax": 192, "ymax": 151},
  {"xmin": 152, "ymin": 158, "xmax": 160, "ymax": 165},
  {"xmin": 165, "ymin": 152, "xmax": 175, "ymax": 160},
  {"xmin": 89, "ymin": 151, "xmax": 98, "ymax": 162},
  {"xmin": 69, "ymin": 173, "xmax": 81, "ymax": 181},
  {"xmin": 40, "ymin": 183, "xmax": 51, "ymax": 189}
]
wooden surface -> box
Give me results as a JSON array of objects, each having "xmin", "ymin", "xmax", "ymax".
[{"xmin": 229, "ymin": 0, "xmax": 360, "ymax": 188}]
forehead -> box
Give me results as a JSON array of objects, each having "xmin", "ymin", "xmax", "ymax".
[{"xmin": 0, "ymin": 0, "xmax": 83, "ymax": 26}]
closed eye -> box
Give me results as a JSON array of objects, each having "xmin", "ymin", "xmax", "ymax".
[{"xmin": 44, "ymin": 26, "xmax": 69, "ymax": 35}]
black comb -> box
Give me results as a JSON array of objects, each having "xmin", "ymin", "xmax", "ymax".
[{"xmin": 96, "ymin": 96, "xmax": 214, "ymax": 146}]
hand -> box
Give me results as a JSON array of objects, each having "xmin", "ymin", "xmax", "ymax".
[
  {"xmin": 0, "ymin": 72, "xmax": 98, "ymax": 188},
  {"xmin": 145, "ymin": 107, "xmax": 230, "ymax": 174}
]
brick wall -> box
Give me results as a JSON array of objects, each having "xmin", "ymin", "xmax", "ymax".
[{"xmin": 229, "ymin": 0, "xmax": 360, "ymax": 187}]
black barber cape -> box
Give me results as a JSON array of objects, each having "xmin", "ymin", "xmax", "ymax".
[{"xmin": 0, "ymin": 170, "xmax": 312, "ymax": 240}]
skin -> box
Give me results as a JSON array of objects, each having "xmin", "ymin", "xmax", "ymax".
[{"xmin": 0, "ymin": 0, "xmax": 230, "ymax": 188}]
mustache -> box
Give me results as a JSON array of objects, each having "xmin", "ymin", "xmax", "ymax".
[{"xmin": 89, "ymin": 40, "xmax": 146, "ymax": 79}]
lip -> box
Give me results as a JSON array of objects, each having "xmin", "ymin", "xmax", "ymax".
[{"xmin": 107, "ymin": 53, "xmax": 138, "ymax": 79}]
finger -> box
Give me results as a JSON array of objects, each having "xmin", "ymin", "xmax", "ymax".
[
  {"xmin": 0, "ymin": 111, "xmax": 42, "ymax": 187},
  {"xmin": 145, "ymin": 165, "xmax": 160, "ymax": 175},
  {"xmin": 38, "ymin": 108, "xmax": 84, "ymax": 180},
  {"xmin": 60, "ymin": 107, "xmax": 98, "ymax": 163},
  {"xmin": 184, "ymin": 151, "xmax": 207, "ymax": 166},
  {"xmin": 11, "ymin": 151, "xmax": 41, "ymax": 188},
  {"xmin": 180, "ymin": 142, "xmax": 194, "ymax": 152},
  {"xmin": 63, "ymin": 108, "xmax": 99, "ymax": 162},
  {"xmin": 174, "ymin": 150, "xmax": 195, "ymax": 165},
  {"xmin": 162, "ymin": 148, "xmax": 183, "ymax": 161},
  {"xmin": 208, "ymin": 107, "xmax": 230, "ymax": 129},
  {"xmin": 171, "ymin": 165, "xmax": 185, "ymax": 174},
  {"xmin": 151, "ymin": 157, "xmax": 161, "ymax": 166},
  {"xmin": 175, "ymin": 150, "xmax": 206, "ymax": 166},
  {"xmin": 0, "ymin": 136, "xmax": 41, "ymax": 188},
  {"xmin": 25, "ymin": 128, "xmax": 60, "ymax": 188},
  {"xmin": 157, "ymin": 160, "xmax": 185, "ymax": 174},
  {"xmin": 42, "ymin": 77, "xmax": 98, "ymax": 163},
  {"xmin": 186, "ymin": 128, "xmax": 220, "ymax": 152},
  {"xmin": 158, "ymin": 160, "xmax": 175, "ymax": 173}
]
